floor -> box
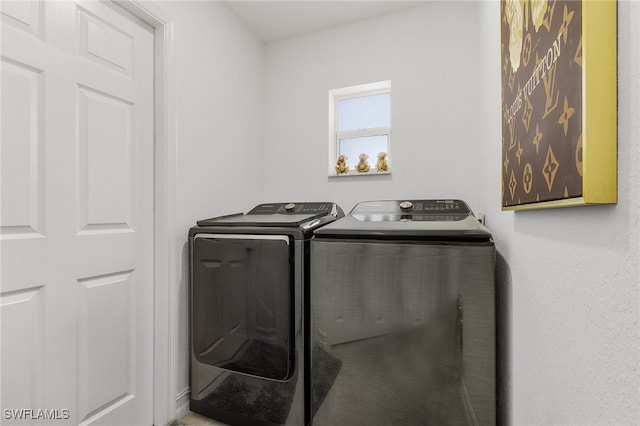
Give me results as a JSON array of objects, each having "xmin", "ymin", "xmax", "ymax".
[{"xmin": 172, "ymin": 411, "xmax": 228, "ymax": 426}]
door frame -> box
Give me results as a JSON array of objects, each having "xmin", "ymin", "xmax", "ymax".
[{"xmin": 113, "ymin": 2, "xmax": 176, "ymax": 425}]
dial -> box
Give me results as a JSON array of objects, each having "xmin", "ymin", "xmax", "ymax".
[{"xmin": 399, "ymin": 201, "xmax": 414, "ymax": 212}]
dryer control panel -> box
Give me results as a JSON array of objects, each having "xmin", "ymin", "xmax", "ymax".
[{"xmin": 248, "ymin": 202, "xmax": 337, "ymax": 215}]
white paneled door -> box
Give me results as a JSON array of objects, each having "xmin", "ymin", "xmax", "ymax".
[{"xmin": 1, "ymin": 1, "xmax": 154, "ymax": 425}]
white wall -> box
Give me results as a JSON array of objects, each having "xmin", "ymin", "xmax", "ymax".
[
  {"xmin": 262, "ymin": 2, "xmax": 485, "ymax": 213},
  {"xmin": 159, "ymin": 1, "xmax": 265, "ymax": 415},
  {"xmin": 478, "ymin": 1, "xmax": 640, "ymax": 425}
]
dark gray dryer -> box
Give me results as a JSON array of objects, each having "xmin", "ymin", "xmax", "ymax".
[
  {"xmin": 310, "ymin": 199, "xmax": 496, "ymax": 425},
  {"xmin": 189, "ymin": 202, "xmax": 343, "ymax": 426}
]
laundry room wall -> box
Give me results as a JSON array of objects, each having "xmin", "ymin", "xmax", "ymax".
[
  {"xmin": 477, "ymin": 1, "xmax": 640, "ymax": 425},
  {"xmin": 159, "ymin": 1, "xmax": 265, "ymax": 416},
  {"xmin": 159, "ymin": 0, "xmax": 640, "ymax": 423},
  {"xmin": 261, "ymin": 2, "xmax": 486, "ymax": 214}
]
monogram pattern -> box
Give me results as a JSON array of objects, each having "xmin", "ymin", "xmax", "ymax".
[{"xmin": 501, "ymin": 0, "xmax": 583, "ymax": 207}]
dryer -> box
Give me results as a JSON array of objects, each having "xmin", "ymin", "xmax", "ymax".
[
  {"xmin": 310, "ymin": 199, "xmax": 497, "ymax": 425},
  {"xmin": 189, "ymin": 202, "xmax": 344, "ymax": 426}
]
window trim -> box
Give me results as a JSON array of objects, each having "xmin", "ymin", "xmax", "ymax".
[{"xmin": 328, "ymin": 81, "xmax": 391, "ymax": 176}]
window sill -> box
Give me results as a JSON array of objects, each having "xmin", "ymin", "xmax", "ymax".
[{"xmin": 329, "ymin": 170, "xmax": 391, "ymax": 178}]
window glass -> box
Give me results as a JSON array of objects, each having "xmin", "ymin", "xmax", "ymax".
[
  {"xmin": 329, "ymin": 81, "xmax": 391, "ymax": 175},
  {"xmin": 339, "ymin": 135, "xmax": 389, "ymax": 168},
  {"xmin": 338, "ymin": 93, "xmax": 391, "ymax": 132}
]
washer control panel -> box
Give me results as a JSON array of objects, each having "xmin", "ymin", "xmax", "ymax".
[
  {"xmin": 351, "ymin": 199, "xmax": 472, "ymax": 222},
  {"xmin": 408, "ymin": 200, "xmax": 470, "ymax": 214}
]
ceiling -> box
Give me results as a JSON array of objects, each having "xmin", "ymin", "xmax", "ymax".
[{"xmin": 222, "ymin": 1, "xmax": 428, "ymax": 44}]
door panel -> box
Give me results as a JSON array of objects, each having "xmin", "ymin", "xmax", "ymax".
[
  {"xmin": 0, "ymin": 0, "xmax": 43, "ymax": 40},
  {"xmin": 0, "ymin": 286, "xmax": 45, "ymax": 417},
  {"xmin": 0, "ymin": 56, "xmax": 44, "ymax": 239},
  {"xmin": 1, "ymin": 1, "xmax": 154, "ymax": 424},
  {"xmin": 77, "ymin": 270, "xmax": 135, "ymax": 424},
  {"xmin": 77, "ymin": 6, "xmax": 134, "ymax": 77},
  {"xmin": 77, "ymin": 84, "xmax": 134, "ymax": 233}
]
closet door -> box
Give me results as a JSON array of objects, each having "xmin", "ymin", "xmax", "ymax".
[{"xmin": 1, "ymin": 1, "xmax": 154, "ymax": 424}]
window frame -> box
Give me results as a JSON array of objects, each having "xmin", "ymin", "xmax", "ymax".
[{"xmin": 328, "ymin": 81, "xmax": 391, "ymax": 176}]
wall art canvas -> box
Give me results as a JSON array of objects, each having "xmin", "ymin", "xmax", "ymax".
[{"xmin": 500, "ymin": 0, "xmax": 617, "ymax": 210}]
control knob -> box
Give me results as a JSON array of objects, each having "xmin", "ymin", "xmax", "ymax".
[{"xmin": 399, "ymin": 201, "xmax": 414, "ymax": 212}]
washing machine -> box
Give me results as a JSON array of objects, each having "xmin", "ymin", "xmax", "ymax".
[
  {"xmin": 189, "ymin": 202, "xmax": 344, "ymax": 426},
  {"xmin": 310, "ymin": 199, "xmax": 497, "ymax": 425}
]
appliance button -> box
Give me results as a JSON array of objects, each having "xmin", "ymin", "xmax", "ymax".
[
  {"xmin": 285, "ymin": 203, "xmax": 296, "ymax": 212},
  {"xmin": 399, "ymin": 201, "xmax": 414, "ymax": 212}
]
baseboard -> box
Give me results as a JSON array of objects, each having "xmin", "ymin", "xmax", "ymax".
[{"xmin": 175, "ymin": 387, "xmax": 191, "ymax": 420}]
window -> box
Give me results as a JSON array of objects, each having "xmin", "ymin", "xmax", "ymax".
[{"xmin": 329, "ymin": 81, "xmax": 391, "ymax": 175}]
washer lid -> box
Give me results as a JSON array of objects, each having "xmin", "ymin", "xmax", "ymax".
[
  {"xmin": 196, "ymin": 202, "xmax": 340, "ymax": 228},
  {"xmin": 314, "ymin": 199, "xmax": 492, "ymax": 241}
]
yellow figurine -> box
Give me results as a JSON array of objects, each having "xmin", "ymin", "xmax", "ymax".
[
  {"xmin": 376, "ymin": 152, "xmax": 389, "ymax": 172},
  {"xmin": 355, "ymin": 153, "xmax": 371, "ymax": 173},
  {"xmin": 335, "ymin": 155, "xmax": 349, "ymax": 174}
]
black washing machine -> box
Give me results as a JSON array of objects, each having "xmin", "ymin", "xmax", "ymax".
[
  {"xmin": 189, "ymin": 202, "xmax": 344, "ymax": 426},
  {"xmin": 310, "ymin": 199, "xmax": 497, "ymax": 425}
]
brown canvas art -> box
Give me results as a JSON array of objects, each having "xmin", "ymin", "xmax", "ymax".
[{"xmin": 501, "ymin": 0, "xmax": 583, "ymax": 208}]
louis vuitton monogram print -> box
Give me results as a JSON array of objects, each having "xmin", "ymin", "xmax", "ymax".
[{"xmin": 501, "ymin": 0, "xmax": 583, "ymax": 207}]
